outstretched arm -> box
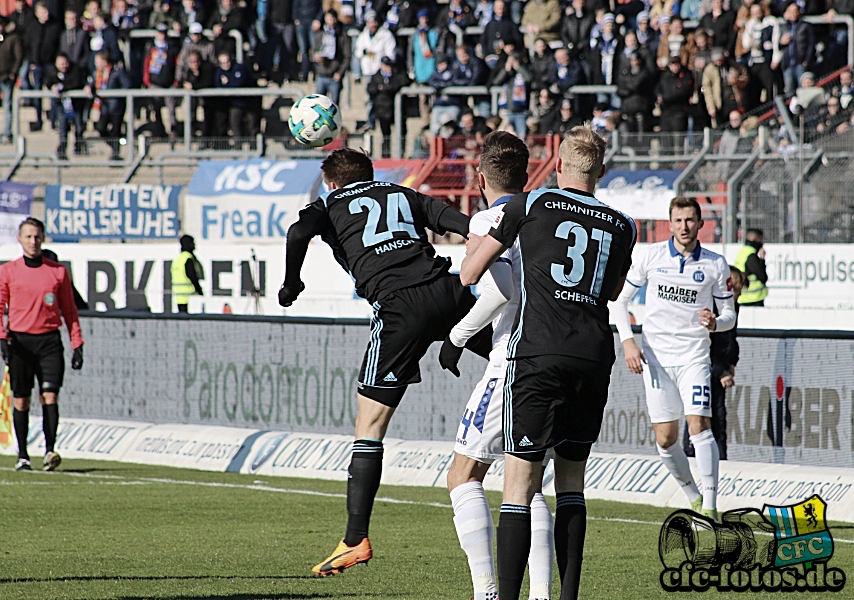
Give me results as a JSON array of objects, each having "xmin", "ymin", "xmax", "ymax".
[
  {"xmin": 460, "ymin": 234, "xmax": 506, "ymax": 286},
  {"xmin": 279, "ymin": 206, "xmax": 329, "ymax": 306}
]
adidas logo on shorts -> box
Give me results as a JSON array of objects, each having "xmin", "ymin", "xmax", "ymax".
[
  {"xmin": 518, "ymin": 436, "xmax": 533, "ymax": 447},
  {"xmin": 383, "ymin": 372, "xmax": 397, "ymax": 382}
]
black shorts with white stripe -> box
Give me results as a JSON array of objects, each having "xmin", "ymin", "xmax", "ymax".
[
  {"xmin": 504, "ymin": 355, "xmax": 612, "ymax": 462},
  {"xmin": 357, "ymin": 273, "xmax": 478, "ymax": 407}
]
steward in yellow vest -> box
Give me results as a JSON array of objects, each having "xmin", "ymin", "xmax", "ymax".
[
  {"xmin": 171, "ymin": 235, "xmax": 203, "ymax": 312},
  {"xmin": 734, "ymin": 229, "xmax": 768, "ymax": 306}
]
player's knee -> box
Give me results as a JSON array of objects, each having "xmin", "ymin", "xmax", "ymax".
[
  {"xmin": 655, "ymin": 428, "xmax": 679, "ymax": 448},
  {"xmin": 686, "ymin": 415, "xmax": 711, "ymax": 436},
  {"xmin": 447, "ymin": 454, "xmax": 489, "ymax": 491},
  {"xmin": 12, "ymin": 396, "xmax": 31, "ymax": 411}
]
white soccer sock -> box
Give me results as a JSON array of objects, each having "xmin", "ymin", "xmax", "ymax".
[
  {"xmin": 657, "ymin": 442, "xmax": 701, "ymax": 503},
  {"xmin": 450, "ymin": 481, "xmax": 497, "ymax": 600},
  {"xmin": 690, "ymin": 430, "xmax": 720, "ymax": 510},
  {"xmin": 528, "ymin": 492, "xmax": 554, "ymax": 600}
]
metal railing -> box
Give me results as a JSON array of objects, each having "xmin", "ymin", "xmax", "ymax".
[{"xmin": 126, "ymin": 28, "xmax": 245, "ymax": 66}]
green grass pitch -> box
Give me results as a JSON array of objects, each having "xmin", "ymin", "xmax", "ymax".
[{"xmin": 0, "ymin": 460, "xmax": 851, "ymax": 599}]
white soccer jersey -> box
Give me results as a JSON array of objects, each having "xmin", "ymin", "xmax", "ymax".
[
  {"xmin": 622, "ymin": 240, "xmax": 734, "ymax": 367},
  {"xmin": 449, "ymin": 199, "xmax": 521, "ymax": 377}
]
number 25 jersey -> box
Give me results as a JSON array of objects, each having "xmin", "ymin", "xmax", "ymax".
[
  {"xmin": 489, "ymin": 188, "xmax": 636, "ymax": 364},
  {"xmin": 301, "ymin": 181, "xmax": 470, "ymax": 303}
]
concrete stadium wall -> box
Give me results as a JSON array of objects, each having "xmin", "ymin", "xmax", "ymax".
[{"xmin": 43, "ymin": 314, "xmax": 854, "ymax": 469}]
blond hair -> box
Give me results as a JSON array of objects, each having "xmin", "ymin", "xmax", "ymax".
[{"xmin": 559, "ymin": 123, "xmax": 607, "ymax": 183}]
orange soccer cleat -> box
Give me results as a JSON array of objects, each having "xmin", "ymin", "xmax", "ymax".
[{"xmin": 311, "ymin": 538, "xmax": 373, "ymax": 577}]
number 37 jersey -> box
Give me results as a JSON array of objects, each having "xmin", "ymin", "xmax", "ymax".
[
  {"xmin": 302, "ymin": 181, "xmax": 470, "ymax": 303},
  {"xmin": 489, "ymin": 188, "xmax": 636, "ymax": 364}
]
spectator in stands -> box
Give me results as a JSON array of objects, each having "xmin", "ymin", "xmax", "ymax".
[
  {"xmin": 527, "ymin": 88, "xmax": 557, "ymax": 133},
  {"xmin": 832, "ymin": 68, "xmax": 853, "ymax": 112},
  {"xmin": 529, "ymin": 38, "xmax": 553, "ymax": 94},
  {"xmin": 561, "ymin": 0, "xmax": 595, "ymax": 62},
  {"xmin": 112, "ymin": 0, "xmax": 140, "ymax": 32},
  {"xmin": 267, "ymin": 0, "xmax": 295, "ymax": 83},
  {"xmin": 408, "ymin": 9, "xmax": 438, "ymax": 123},
  {"xmin": 177, "ymin": 0, "xmax": 207, "ymax": 31},
  {"xmin": 649, "ymin": 0, "xmax": 678, "ymax": 21},
  {"xmin": 458, "ymin": 109, "xmax": 489, "ymax": 143},
  {"xmin": 657, "ymin": 55, "xmax": 695, "ymax": 132},
  {"xmin": 0, "ymin": 16, "xmax": 22, "ymax": 144},
  {"xmin": 657, "ymin": 16, "xmax": 695, "ymax": 68},
  {"xmin": 45, "ymin": 53, "xmax": 86, "ymax": 159},
  {"xmin": 617, "ymin": 51, "xmax": 654, "ymax": 132},
  {"xmin": 182, "ymin": 49, "xmax": 216, "ymax": 138},
  {"xmin": 589, "ymin": 14, "xmax": 622, "ymax": 107},
  {"xmin": 545, "ymin": 47, "xmax": 584, "ymax": 97},
  {"xmin": 367, "ymin": 56, "xmax": 409, "ymax": 157},
  {"xmin": 178, "ymin": 22, "xmax": 216, "ymax": 82},
  {"xmin": 699, "ymin": 0, "xmax": 736, "ymax": 55},
  {"xmin": 438, "ymin": 0, "xmax": 476, "ymax": 55},
  {"xmin": 11, "ymin": 0, "xmax": 32, "ymax": 33},
  {"xmin": 86, "ymin": 51, "xmax": 130, "ymax": 160},
  {"xmin": 88, "ymin": 11, "xmax": 122, "ymax": 75},
  {"xmin": 207, "ymin": 0, "xmax": 247, "ymax": 35},
  {"xmin": 741, "ymin": 2, "xmax": 781, "ymax": 111},
  {"xmin": 215, "ymin": 52, "xmax": 260, "ymax": 141},
  {"xmin": 211, "ymin": 20, "xmax": 237, "ymax": 61},
  {"xmin": 704, "ymin": 47, "xmax": 749, "ymax": 127},
  {"xmin": 490, "ymin": 48, "xmax": 531, "ymax": 137},
  {"xmin": 474, "ymin": 0, "xmax": 493, "ymax": 28},
  {"xmin": 778, "ymin": 1, "xmax": 814, "ymax": 97},
  {"xmin": 816, "ymin": 96, "xmax": 849, "ymax": 134},
  {"xmin": 635, "ymin": 11, "xmax": 658, "ymax": 57},
  {"xmin": 428, "ymin": 52, "xmax": 460, "ymax": 134},
  {"xmin": 679, "ymin": 0, "xmax": 703, "ymax": 21},
  {"xmin": 291, "ymin": 0, "xmax": 323, "ymax": 83},
  {"xmin": 540, "ymin": 97, "xmax": 583, "ymax": 135},
  {"xmin": 143, "ymin": 23, "xmax": 180, "ymax": 138},
  {"xmin": 60, "ymin": 10, "xmax": 89, "ymax": 74},
  {"xmin": 380, "ymin": 0, "xmax": 416, "ymax": 34},
  {"xmin": 480, "ymin": 1, "xmax": 522, "ymax": 54},
  {"xmin": 354, "ymin": 11, "xmax": 396, "ymax": 131},
  {"xmin": 451, "ymin": 44, "xmax": 488, "ymax": 115},
  {"xmin": 521, "ymin": 0, "xmax": 561, "ymax": 45},
  {"xmin": 313, "ymin": 9, "xmax": 350, "ymax": 105},
  {"xmin": 616, "ymin": 0, "xmax": 646, "ymax": 29},
  {"xmin": 719, "ymin": 110, "xmax": 757, "ymax": 155},
  {"xmin": 619, "ymin": 30, "xmax": 656, "ymax": 76},
  {"xmin": 149, "ymin": 0, "xmax": 174, "ymax": 30},
  {"xmin": 23, "ymin": 2, "xmax": 60, "ymax": 132}
]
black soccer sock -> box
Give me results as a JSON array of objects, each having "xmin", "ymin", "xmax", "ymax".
[
  {"xmin": 13, "ymin": 408, "xmax": 29, "ymax": 460},
  {"xmin": 43, "ymin": 403, "xmax": 59, "ymax": 454},
  {"xmin": 343, "ymin": 439, "xmax": 384, "ymax": 547},
  {"xmin": 555, "ymin": 492, "xmax": 587, "ymax": 600},
  {"xmin": 497, "ymin": 504, "xmax": 532, "ymax": 600}
]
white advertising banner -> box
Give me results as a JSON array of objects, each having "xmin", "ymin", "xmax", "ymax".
[
  {"xmin": 182, "ymin": 158, "xmax": 323, "ymax": 243},
  {"xmin": 0, "ymin": 418, "xmax": 153, "ymax": 461},
  {"xmin": 120, "ymin": 423, "xmax": 259, "ymax": 471}
]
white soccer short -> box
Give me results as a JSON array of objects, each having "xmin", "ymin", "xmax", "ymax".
[
  {"xmin": 642, "ymin": 360, "xmax": 712, "ymax": 423},
  {"xmin": 454, "ymin": 371, "xmax": 505, "ymax": 463}
]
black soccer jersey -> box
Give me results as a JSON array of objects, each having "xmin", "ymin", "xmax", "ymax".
[
  {"xmin": 291, "ymin": 181, "xmax": 470, "ymax": 303},
  {"xmin": 489, "ymin": 187, "xmax": 636, "ymax": 364}
]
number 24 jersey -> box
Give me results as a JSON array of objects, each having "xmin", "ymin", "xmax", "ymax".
[
  {"xmin": 489, "ymin": 188, "xmax": 636, "ymax": 364},
  {"xmin": 301, "ymin": 181, "xmax": 470, "ymax": 303}
]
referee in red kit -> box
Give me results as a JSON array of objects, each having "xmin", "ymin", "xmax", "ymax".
[{"xmin": 0, "ymin": 218, "xmax": 84, "ymax": 471}]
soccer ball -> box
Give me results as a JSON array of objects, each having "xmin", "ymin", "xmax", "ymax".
[{"xmin": 288, "ymin": 94, "xmax": 342, "ymax": 148}]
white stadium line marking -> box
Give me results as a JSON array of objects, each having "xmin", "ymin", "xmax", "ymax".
[{"xmin": 2, "ymin": 469, "xmax": 853, "ymax": 543}]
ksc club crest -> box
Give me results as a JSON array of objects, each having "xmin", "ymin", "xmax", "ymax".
[{"xmin": 766, "ymin": 495, "xmax": 833, "ymax": 568}]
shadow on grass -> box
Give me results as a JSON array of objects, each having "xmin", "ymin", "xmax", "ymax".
[
  {"xmin": 0, "ymin": 575, "xmax": 316, "ymax": 584},
  {"xmin": 117, "ymin": 595, "xmax": 358, "ymax": 600}
]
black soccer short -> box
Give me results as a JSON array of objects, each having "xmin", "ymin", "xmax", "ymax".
[
  {"xmin": 358, "ymin": 273, "xmax": 477, "ymax": 407},
  {"xmin": 504, "ymin": 355, "xmax": 612, "ymax": 462},
  {"xmin": 8, "ymin": 330, "xmax": 65, "ymax": 398}
]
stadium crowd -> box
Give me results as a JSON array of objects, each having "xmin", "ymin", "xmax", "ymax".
[{"xmin": 0, "ymin": 0, "xmax": 852, "ymax": 156}]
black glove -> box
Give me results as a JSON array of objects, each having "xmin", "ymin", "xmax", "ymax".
[
  {"xmin": 278, "ymin": 281, "xmax": 305, "ymax": 307},
  {"xmin": 438, "ymin": 335, "xmax": 465, "ymax": 377},
  {"xmin": 0, "ymin": 339, "xmax": 8, "ymax": 365},
  {"xmin": 71, "ymin": 346, "xmax": 84, "ymax": 370}
]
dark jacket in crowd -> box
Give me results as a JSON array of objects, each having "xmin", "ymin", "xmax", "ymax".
[
  {"xmin": 23, "ymin": 17, "xmax": 62, "ymax": 66},
  {"xmin": 215, "ymin": 61, "xmax": 256, "ymax": 109},
  {"xmin": 367, "ymin": 67, "xmax": 410, "ymax": 121},
  {"xmin": 292, "ymin": 0, "xmax": 324, "ymax": 23},
  {"xmin": 143, "ymin": 41, "xmax": 179, "ymax": 88},
  {"xmin": 588, "ymin": 34, "xmax": 624, "ymax": 85},
  {"xmin": 45, "ymin": 61, "xmax": 87, "ymax": 113},
  {"xmin": 530, "ymin": 47, "xmax": 554, "ymax": 92},
  {"xmin": 11, "ymin": 4, "xmax": 31, "ymax": 31},
  {"xmin": 312, "ymin": 22, "xmax": 352, "ymax": 78},
  {"xmin": 779, "ymin": 17, "xmax": 815, "ymax": 68},
  {"xmin": 0, "ymin": 22, "xmax": 23, "ymax": 81},
  {"xmin": 59, "ymin": 25, "xmax": 90, "ymax": 71},
  {"xmin": 87, "ymin": 24, "xmax": 122, "ymax": 73},
  {"xmin": 269, "ymin": 0, "xmax": 293, "ymax": 24},
  {"xmin": 452, "ymin": 55, "xmax": 487, "ymax": 86},
  {"xmin": 185, "ymin": 61, "xmax": 216, "ymax": 89},
  {"xmin": 561, "ymin": 9, "xmax": 595, "ymax": 57},
  {"xmin": 699, "ymin": 10, "xmax": 737, "ymax": 55},
  {"xmin": 540, "ymin": 106, "xmax": 584, "ymax": 135},
  {"xmin": 490, "ymin": 54, "xmax": 532, "ymax": 113},
  {"xmin": 657, "ymin": 66, "xmax": 695, "ymax": 115},
  {"xmin": 429, "ymin": 63, "xmax": 459, "ymax": 106},
  {"xmin": 87, "ymin": 65, "xmax": 131, "ymax": 115},
  {"xmin": 480, "ymin": 15, "xmax": 522, "ymax": 53},
  {"xmin": 545, "ymin": 58, "xmax": 584, "ymax": 93},
  {"xmin": 207, "ymin": 4, "xmax": 247, "ymax": 34},
  {"xmin": 617, "ymin": 64, "xmax": 655, "ymax": 115}
]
